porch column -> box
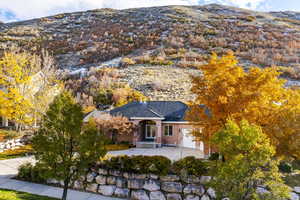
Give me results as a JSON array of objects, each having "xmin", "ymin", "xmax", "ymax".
[
  {"xmin": 155, "ymin": 120, "xmax": 162, "ymax": 147},
  {"xmin": 132, "ymin": 120, "xmax": 141, "ymax": 145},
  {"xmin": 204, "ymin": 142, "xmax": 211, "ymax": 159}
]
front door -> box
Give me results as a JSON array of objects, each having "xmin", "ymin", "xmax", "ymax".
[{"xmin": 145, "ymin": 124, "xmax": 156, "ymax": 139}]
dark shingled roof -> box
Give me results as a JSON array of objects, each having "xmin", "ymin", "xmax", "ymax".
[{"xmin": 109, "ymin": 101, "xmax": 189, "ymax": 121}]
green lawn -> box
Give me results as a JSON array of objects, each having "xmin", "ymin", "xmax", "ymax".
[{"xmin": 0, "ymin": 189, "xmax": 58, "ymax": 200}]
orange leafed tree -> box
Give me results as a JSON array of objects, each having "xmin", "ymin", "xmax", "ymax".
[
  {"xmin": 186, "ymin": 52, "xmax": 300, "ymax": 159},
  {"xmin": 94, "ymin": 114, "xmax": 137, "ymax": 143}
]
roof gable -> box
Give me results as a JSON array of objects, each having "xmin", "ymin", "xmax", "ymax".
[{"xmin": 109, "ymin": 101, "xmax": 188, "ymax": 121}]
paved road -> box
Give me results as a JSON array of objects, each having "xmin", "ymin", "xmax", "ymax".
[{"xmin": 0, "ymin": 157, "xmax": 119, "ymax": 200}]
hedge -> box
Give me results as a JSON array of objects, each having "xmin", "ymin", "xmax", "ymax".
[
  {"xmin": 17, "ymin": 155, "xmax": 209, "ymax": 184},
  {"xmin": 99, "ymin": 155, "xmax": 208, "ymax": 176}
]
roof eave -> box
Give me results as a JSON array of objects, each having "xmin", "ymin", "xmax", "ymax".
[{"xmin": 130, "ymin": 117, "xmax": 165, "ymax": 120}]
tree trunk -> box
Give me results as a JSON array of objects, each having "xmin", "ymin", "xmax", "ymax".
[{"xmin": 62, "ymin": 179, "xmax": 69, "ymax": 200}]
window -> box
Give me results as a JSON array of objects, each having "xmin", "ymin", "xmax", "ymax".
[
  {"xmin": 164, "ymin": 125, "xmax": 173, "ymax": 136},
  {"xmin": 146, "ymin": 124, "xmax": 156, "ymax": 139}
]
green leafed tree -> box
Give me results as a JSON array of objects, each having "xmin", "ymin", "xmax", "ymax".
[
  {"xmin": 32, "ymin": 91, "xmax": 107, "ymax": 200},
  {"xmin": 210, "ymin": 120, "xmax": 290, "ymax": 200}
]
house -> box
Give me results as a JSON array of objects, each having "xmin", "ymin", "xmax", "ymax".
[{"xmin": 84, "ymin": 101, "xmax": 210, "ymax": 156}]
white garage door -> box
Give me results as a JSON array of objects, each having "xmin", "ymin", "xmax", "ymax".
[
  {"xmin": 181, "ymin": 129, "xmax": 204, "ymax": 150},
  {"xmin": 181, "ymin": 128, "xmax": 196, "ymax": 149}
]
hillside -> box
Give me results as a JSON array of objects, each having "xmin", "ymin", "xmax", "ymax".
[{"xmin": 0, "ymin": 4, "xmax": 300, "ymax": 102}]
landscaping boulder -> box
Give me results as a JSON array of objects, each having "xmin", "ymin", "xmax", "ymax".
[
  {"xmin": 98, "ymin": 168, "xmax": 108, "ymax": 175},
  {"xmin": 143, "ymin": 179, "xmax": 160, "ymax": 191},
  {"xmin": 160, "ymin": 175, "xmax": 180, "ymax": 182},
  {"xmin": 207, "ymin": 187, "xmax": 216, "ymax": 199},
  {"xmin": 123, "ymin": 172, "xmax": 134, "ymax": 179},
  {"xmin": 162, "ymin": 182, "xmax": 183, "ymax": 193},
  {"xmin": 98, "ymin": 185, "xmax": 116, "ymax": 196},
  {"xmin": 150, "ymin": 191, "xmax": 166, "ymax": 200},
  {"xmin": 200, "ymin": 195, "xmax": 210, "ymax": 200},
  {"xmin": 135, "ymin": 174, "xmax": 147, "ymax": 179},
  {"xmin": 183, "ymin": 184, "xmax": 205, "ymax": 196},
  {"xmin": 131, "ymin": 190, "xmax": 150, "ymax": 200},
  {"xmin": 150, "ymin": 174, "xmax": 159, "ymax": 179},
  {"xmin": 185, "ymin": 195, "xmax": 200, "ymax": 200},
  {"xmin": 166, "ymin": 193, "xmax": 182, "ymax": 200},
  {"xmin": 86, "ymin": 172, "xmax": 96, "ymax": 182},
  {"xmin": 73, "ymin": 180, "xmax": 84, "ymax": 190},
  {"xmin": 291, "ymin": 192, "xmax": 300, "ymax": 200},
  {"xmin": 128, "ymin": 179, "xmax": 145, "ymax": 189},
  {"xmin": 107, "ymin": 176, "xmax": 116, "ymax": 185},
  {"xmin": 86, "ymin": 183, "xmax": 98, "ymax": 193},
  {"xmin": 116, "ymin": 177, "xmax": 127, "ymax": 188},
  {"xmin": 95, "ymin": 175, "xmax": 106, "ymax": 185},
  {"xmin": 181, "ymin": 175, "xmax": 200, "ymax": 184},
  {"xmin": 199, "ymin": 176, "xmax": 211, "ymax": 184},
  {"xmin": 114, "ymin": 187, "xmax": 130, "ymax": 198},
  {"xmin": 110, "ymin": 170, "xmax": 122, "ymax": 176}
]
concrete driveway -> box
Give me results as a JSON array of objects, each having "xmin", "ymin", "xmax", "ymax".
[
  {"xmin": 0, "ymin": 157, "xmax": 119, "ymax": 200},
  {"xmin": 0, "ymin": 156, "xmax": 35, "ymax": 178},
  {"xmin": 0, "ymin": 148, "xmax": 203, "ymax": 199},
  {"xmin": 0, "ymin": 148, "xmax": 203, "ymax": 178},
  {"xmin": 108, "ymin": 147, "xmax": 204, "ymax": 161}
]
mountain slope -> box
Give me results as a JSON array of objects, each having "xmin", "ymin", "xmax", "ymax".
[{"xmin": 0, "ymin": 4, "xmax": 300, "ymax": 101}]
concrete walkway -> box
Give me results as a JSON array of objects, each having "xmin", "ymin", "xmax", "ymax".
[{"xmin": 0, "ymin": 157, "xmax": 119, "ymax": 200}]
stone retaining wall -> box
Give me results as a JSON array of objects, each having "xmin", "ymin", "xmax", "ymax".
[
  {"xmin": 48, "ymin": 168, "xmax": 215, "ymax": 200},
  {"xmin": 0, "ymin": 137, "xmax": 26, "ymax": 152},
  {"xmin": 46, "ymin": 168, "xmax": 300, "ymax": 200}
]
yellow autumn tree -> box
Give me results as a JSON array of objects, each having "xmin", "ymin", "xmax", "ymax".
[
  {"xmin": 187, "ymin": 52, "xmax": 300, "ymax": 159},
  {"xmin": 0, "ymin": 49, "xmax": 61, "ymax": 129},
  {"xmin": 0, "ymin": 50, "xmax": 37, "ymax": 126}
]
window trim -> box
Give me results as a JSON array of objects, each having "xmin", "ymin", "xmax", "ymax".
[
  {"xmin": 145, "ymin": 124, "xmax": 156, "ymax": 139},
  {"xmin": 164, "ymin": 125, "xmax": 173, "ymax": 136}
]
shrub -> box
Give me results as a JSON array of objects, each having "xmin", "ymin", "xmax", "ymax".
[
  {"xmin": 17, "ymin": 162, "xmax": 47, "ymax": 183},
  {"xmin": 148, "ymin": 156, "xmax": 172, "ymax": 175},
  {"xmin": 95, "ymin": 88, "xmax": 114, "ymax": 106},
  {"xmin": 292, "ymin": 160, "xmax": 300, "ymax": 170},
  {"xmin": 278, "ymin": 161, "xmax": 293, "ymax": 173},
  {"xmin": 0, "ymin": 129, "xmax": 20, "ymax": 141},
  {"xmin": 101, "ymin": 155, "xmax": 172, "ymax": 175},
  {"xmin": 209, "ymin": 152, "xmax": 220, "ymax": 161},
  {"xmin": 120, "ymin": 57, "xmax": 136, "ymax": 67},
  {"xmin": 172, "ymin": 156, "xmax": 208, "ymax": 176}
]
